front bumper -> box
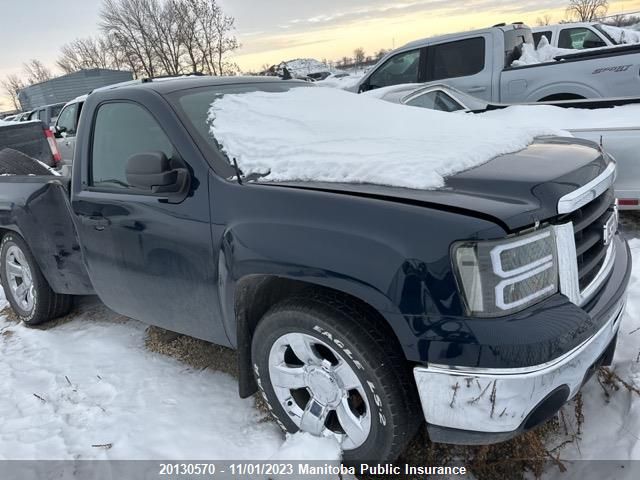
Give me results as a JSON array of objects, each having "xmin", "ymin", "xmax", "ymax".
[{"xmin": 414, "ymin": 297, "xmax": 625, "ymax": 444}]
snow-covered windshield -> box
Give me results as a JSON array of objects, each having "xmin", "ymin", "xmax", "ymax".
[
  {"xmin": 173, "ymin": 82, "xmax": 309, "ymax": 155},
  {"xmin": 205, "ymin": 86, "xmax": 562, "ymax": 190}
]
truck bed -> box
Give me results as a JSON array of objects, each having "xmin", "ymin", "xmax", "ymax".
[
  {"xmin": 0, "ymin": 121, "xmax": 54, "ymax": 166},
  {"xmin": 0, "ymin": 176, "xmax": 93, "ymax": 295}
]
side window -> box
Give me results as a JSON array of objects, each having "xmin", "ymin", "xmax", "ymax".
[
  {"xmin": 426, "ymin": 37, "xmax": 486, "ymax": 81},
  {"xmin": 28, "ymin": 110, "xmax": 39, "ymax": 121},
  {"xmin": 558, "ymin": 28, "xmax": 606, "ymax": 49},
  {"xmin": 367, "ymin": 49, "xmax": 421, "ymax": 89},
  {"xmin": 91, "ymin": 102, "xmax": 174, "ymax": 190},
  {"xmin": 533, "ymin": 31, "xmax": 552, "ymax": 47},
  {"xmin": 56, "ymin": 103, "xmax": 78, "ymax": 135},
  {"xmin": 405, "ymin": 91, "xmax": 464, "ymax": 112},
  {"xmin": 50, "ymin": 104, "xmax": 64, "ymax": 124}
]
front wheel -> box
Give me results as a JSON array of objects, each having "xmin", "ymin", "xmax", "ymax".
[
  {"xmin": 252, "ymin": 294, "xmax": 420, "ymax": 463},
  {"xmin": 0, "ymin": 233, "xmax": 72, "ymax": 325}
]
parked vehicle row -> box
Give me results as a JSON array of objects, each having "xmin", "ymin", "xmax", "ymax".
[
  {"xmin": 0, "ymin": 76, "xmax": 630, "ymax": 462},
  {"xmin": 2, "ymin": 102, "xmax": 66, "ymax": 128},
  {"xmin": 350, "ymin": 23, "xmax": 640, "ymax": 103}
]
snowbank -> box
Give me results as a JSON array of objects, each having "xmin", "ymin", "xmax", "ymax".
[
  {"xmin": 208, "ymin": 87, "xmax": 562, "ymax": 190},
  {"xmin": 600, "ymin": 24, "xmax": 640, "ymax": 44},
  {"xmin": 512, "ymin": 36, "xmax": 574, "ymax": 66},
  {"xmin": 278, "ymin": 59, "xmax": 331, "ymax": 78},
  {"xmin": 0, "ymin": 291, "xmax": 343, "ymax": 462},
  {"xmin": 478, "ymin": 103, "xmax": 640, "ymax": 130},
  {"xmin": 315, "ymin": 73, "xmax": 364, "ymax": 90}
]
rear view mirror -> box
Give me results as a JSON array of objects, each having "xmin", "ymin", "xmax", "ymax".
[{"xmin": 126, "ymin": 151, "xmax": 190, "ymax": 201}]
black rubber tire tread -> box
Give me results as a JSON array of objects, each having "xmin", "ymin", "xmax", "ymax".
[
  {"xmin": 0, "ymin": 148, "xmax": 54, "ymax": 176},
  {"xmin": 252, "ymin": 290, "xmax": 421, "ymax": 463},
  {"xmin": 0, "ymin": 232, "xmax": 72, "ymax": 325}
]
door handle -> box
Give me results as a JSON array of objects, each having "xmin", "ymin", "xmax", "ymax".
[
  {"xmin": 467, "ymin": 86, "xmax": 487, "ymax": 93},
  {"xmin": 78, "ymin": 215, "xmax": 111, "ymax": 230}
]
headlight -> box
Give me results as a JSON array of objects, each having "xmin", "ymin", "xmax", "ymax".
[{"xmin": 452, "ymin": 227, "xmax": 558, "ymax": 317}]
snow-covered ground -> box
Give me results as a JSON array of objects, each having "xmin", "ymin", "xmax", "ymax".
[
  {"xmin": 208, "ymin": 87, "xmax": 562, "ymax": 189},
  {"xmin": 0, "ymin": 292, "xmax": 340, "ymax": 463}
]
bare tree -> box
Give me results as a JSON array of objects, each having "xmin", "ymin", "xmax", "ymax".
[
  {"xmin": 536, "ymin": 14, "xmax": 553, "ymax": 26},
  {"xmin": 22, "ymin": 59, "xmax": 52, "ymax": 84},
  {"xmin": 1, "ymin": 74, "xmax": 26, "ymax": 110},
  {"xmin": 375, "ymin": 49, "xmax": 388, "ymax": 60},
  {"xmin": 100, "ymin": 0, "xmax": 158, "ymax": 77},
  {"xmin": 353, "ymin": 47, "xmax": 366, "ymax": 67},
  {"xmin": 94, "ymin": 0, "xmax": 238, "ymax": 77},
  {"xmin": 57, "ymin": 36, "xmax": 119, "ymax": 73},
  {"xmin": 566, "ymin": 0, "xmax": 608, "ymax": 22}
]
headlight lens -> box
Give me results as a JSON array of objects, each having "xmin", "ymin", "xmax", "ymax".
[{"xmin": 453, "ymin": 227, "xmax": 558, "ymax": 317}]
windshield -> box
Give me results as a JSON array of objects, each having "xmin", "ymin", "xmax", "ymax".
[
  {"xmin": 169, "ymin": 82, "xmax": 310, "ymax": 175},
  {"xmin": 593, "ymin": 24, "xmax": 619, "ymax": 45}
]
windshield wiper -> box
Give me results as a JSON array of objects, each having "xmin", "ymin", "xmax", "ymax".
[{"xmin": 230, "ymin": 158, "xmax": 270, "ymax": 185}]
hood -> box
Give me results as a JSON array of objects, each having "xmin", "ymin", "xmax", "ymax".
[{"xmin": 269, "ymin": 137, "xmax": 610, "ymax": 232}]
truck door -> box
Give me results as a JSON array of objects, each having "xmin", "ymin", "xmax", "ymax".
[
  {"xmin": 71, "ymin": 100, "xmax": 230, "ymax": 346},
  {"xmin": 424, "ymin": 35, "xmax": 493, "ymax": 101}
]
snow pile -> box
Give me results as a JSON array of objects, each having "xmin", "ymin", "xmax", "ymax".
[
  {"xmin": 271, "ymin": 432, "xmax": 342, "ymax": 461},
  {"xmin": 278, "ymin": 59, "xmax": 331, "ymax": 78},
  {"xmin": 316, "ymin": 72, "xmax": 364, "ymax": 90},
  {"xmin": 0, "ymin": 293, "xmax": 342, "ymax": 461},
  {"xmin": 478, "ymin": 103, "xmax": 640, "ymax": 130},
  {"xmin": 208, "ymin": 87, "xmax": 563, "ymax": 190},
  {"xmin": 512, "ymin": 36, "xmax": 574, "ymax": 66},
  {"xmin": 600, "ymin": 24, "xmax": 640, "ymax": 44}
]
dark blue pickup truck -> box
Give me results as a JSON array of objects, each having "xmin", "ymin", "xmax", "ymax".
[{"xmin": 0, "ymin": 76, "xmax": 630, "ymax": 462}]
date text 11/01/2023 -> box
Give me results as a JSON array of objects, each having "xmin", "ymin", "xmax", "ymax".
[{"xmin": 159, "ymin": 463, "xmax": 469, "ymax": 477}]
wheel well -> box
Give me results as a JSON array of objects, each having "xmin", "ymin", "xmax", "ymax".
[
  {"xmin": 234, "ymin": 276, "xmax": 404, "ymax": 398},
  {"xmin": 538, "ymin": 93, "xmax": 586, "ymax": 102}
]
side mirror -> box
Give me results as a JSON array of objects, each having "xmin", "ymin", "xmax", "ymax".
[
  {"xmin": 53, "ymin": 125, "xmax": 66, "ymax": 138},
  {"xmin": 126, "ymin": 151, "xmax": 190, "ymax": 201}
]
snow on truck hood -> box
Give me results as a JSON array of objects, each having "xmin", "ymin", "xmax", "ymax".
[{"xmin": 208, "ymin": 87, "xmax": 563, "ymax": 190}]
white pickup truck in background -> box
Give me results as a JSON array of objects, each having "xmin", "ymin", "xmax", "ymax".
[
  {"xmin": 533, "ymin": 22, "xmax": 640, "ymax": 49},
  {"xmin": 351, "ymin": 23, "xmax": 640, "ymax": 102}
]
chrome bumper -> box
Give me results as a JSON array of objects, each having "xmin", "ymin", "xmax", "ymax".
[{"xmin": 414, "ymin": 298, "xmax": 625, "ymax": 436}]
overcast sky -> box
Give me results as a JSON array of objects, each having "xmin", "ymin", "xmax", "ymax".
[{"xmin": 0, "ymin": 0, "xmax": 635, "ymax": 109}]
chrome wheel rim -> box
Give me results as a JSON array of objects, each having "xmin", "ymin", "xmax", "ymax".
[
  {"xmin": 268, "ymin": 332, "xmax": 372, "ymax": 450},
  {"xmin": 5, "ymin": 245, "xmax": 35, "ymax": 312}
]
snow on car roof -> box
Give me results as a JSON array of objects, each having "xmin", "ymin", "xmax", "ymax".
[{"xmin": 207, "ymin": 87, "xmax": 562, "ymax": 190}]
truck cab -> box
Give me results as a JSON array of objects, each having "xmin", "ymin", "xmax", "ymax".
[{"xmin": 0, "ymin": 76, "xmax": 631, "ymax": 463}]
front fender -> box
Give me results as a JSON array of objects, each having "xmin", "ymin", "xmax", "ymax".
[{"xmin": 218, "ymin": 220, "xmax": 413, "ymax": 348}]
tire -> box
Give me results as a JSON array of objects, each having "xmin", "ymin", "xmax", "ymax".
[
  {"xmin": 252, "ymin": 292, "xmax": 421, "ymax": 463},
  {"xmin": 0, "ymin": 233, "xmax": 72, "ymax": 325},
  {"xmin": 0, "ymin": 148, "xmax": 54, "ymax": 176}
]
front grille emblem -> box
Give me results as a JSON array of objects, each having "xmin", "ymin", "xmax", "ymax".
[{"xmin": 603, "ymin": 208, "xmax": 618, "ymax": 247}]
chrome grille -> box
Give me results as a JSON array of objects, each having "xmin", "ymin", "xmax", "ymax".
[
  {"xmin": 561, "ymin": 188, "xmax": 615, "ymax": 291},
  {"xmin": 554, "ymin": 162, "xmax": 618, "ymax": 307}
]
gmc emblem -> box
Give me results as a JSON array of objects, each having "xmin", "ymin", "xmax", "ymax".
[{"xmin": 603, "ymin": 209, "xmax": 618, "ymax": 246}]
